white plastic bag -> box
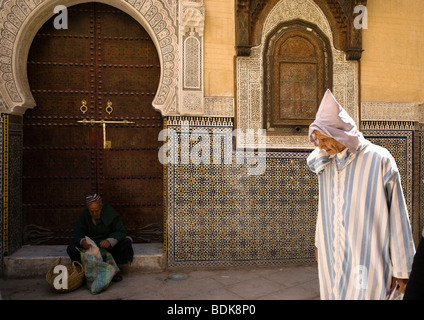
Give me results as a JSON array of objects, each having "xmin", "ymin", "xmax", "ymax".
[
  {"xmin": 84, "ymin": 236, "xmax": 102, "ymax": 261},
  {"xmin": 80, "ymin": 236, "xmax": 119, "ymax": 294}
]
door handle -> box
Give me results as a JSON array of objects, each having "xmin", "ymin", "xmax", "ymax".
[
  {"xmin": 80, "ymin": 99, "xmax": 88, "ymax": 114},
  {"xmin": 106, "ymin": 100, "xmax": 113, "ymax": 115},
  {"xmin": 80, "ymin": 99, "xmax": 113, "ymax": 115}
]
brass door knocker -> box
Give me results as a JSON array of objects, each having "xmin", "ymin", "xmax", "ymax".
[
  {"xmin": 106, "ymin": 100, "xmax": 113, "ymax": 115},
  {"xmin": 80, "ymin": 99, "xmax": 88, "ymax": 114}
]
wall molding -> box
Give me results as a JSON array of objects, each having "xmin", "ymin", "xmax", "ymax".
[{"xmin": 361, "ymin": 101, "xmax": 424, "ymax": 123}]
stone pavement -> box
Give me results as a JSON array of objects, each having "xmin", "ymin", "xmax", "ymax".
[{"xmin": 0, "ymin": 263, "xmax": 320, "ymax": 300}]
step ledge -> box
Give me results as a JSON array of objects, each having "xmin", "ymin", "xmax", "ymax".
[{"xmin": 3, "ymin": 243, "xmax": 166, "ymax": 279}]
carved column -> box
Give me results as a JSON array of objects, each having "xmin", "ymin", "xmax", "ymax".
[{"xmin": 179, "ymin": 0, "xmax": 205, "ymax": 115}]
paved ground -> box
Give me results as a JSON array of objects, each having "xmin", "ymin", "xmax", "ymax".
[{"xmin": 0, "ymin": 263, "xmax": 319, "ymax": 300}]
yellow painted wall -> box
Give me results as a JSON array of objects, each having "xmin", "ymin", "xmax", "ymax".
[
  {"xmin": 361, "ymin": 0, "xmax": 424, "ymax": 103},
  {"xmin": 202, "ymin": 0, "xmax": 424, "ymax": 102},
  {"xmin": 203, "ymin": 0, "xmax": 235, "ymax": 97}
]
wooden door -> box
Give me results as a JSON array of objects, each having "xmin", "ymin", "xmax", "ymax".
[{"xmin": 23, "ymin": 3, "xmax": 163, "ymax": 245}]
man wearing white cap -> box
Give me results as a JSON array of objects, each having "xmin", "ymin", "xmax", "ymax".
[
  {"xmin": 307, "ymin": 89, "xmax": 415, "ymax": 300},
  {"xmin": 67, "ymin": 194, "xmax": 134, "ymax": 281}
]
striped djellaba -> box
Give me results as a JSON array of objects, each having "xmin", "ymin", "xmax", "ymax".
[{"xmin": 307, "ymin": 142, "xmax": 415, "ymax": 300}]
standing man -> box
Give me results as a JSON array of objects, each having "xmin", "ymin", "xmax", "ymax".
[
  {"xmin": 307, "ymin": 89, "xmax": 415, "ymax": 300},
  {"xmin": 67, "ymin": 194, "xmax": 134, "ymax": 280}
]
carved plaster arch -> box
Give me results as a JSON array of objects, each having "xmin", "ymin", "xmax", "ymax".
[{"xmin": 0, "ymin": 0, "xmax": 178, "ymax": 115}]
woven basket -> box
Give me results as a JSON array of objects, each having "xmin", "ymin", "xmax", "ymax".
[{"xmin": 46, "ymin": 258, "xmax": 84, "ymax": 293}]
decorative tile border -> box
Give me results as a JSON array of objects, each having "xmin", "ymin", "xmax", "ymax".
[
  {"xmin": 2, "ymin": 115, "xmax": 8, "ymax": 261},
  {"xmin": 420, "ymin": 126, "xmax": 424, "ymax": 239},
  {"xmin": 362, "ymin": 121, "xmax": 415, "ymax": 226},
  {"xmin": 0, "ymin": 116, "xmax": 3, "ymax": 273}
]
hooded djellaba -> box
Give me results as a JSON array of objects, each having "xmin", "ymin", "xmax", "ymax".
[{"xmin": 307, "ymin": 89, "xmax": 415, "ymax": 300}]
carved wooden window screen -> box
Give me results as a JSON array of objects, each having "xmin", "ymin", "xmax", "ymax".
[{"xmin": 264, "ymin": 22, "xmax": 332, "ymax": 134}]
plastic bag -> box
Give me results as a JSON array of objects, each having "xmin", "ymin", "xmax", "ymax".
[
  {"xmin": 84, "ymin": 236, "xmax": 102, "ymax": 260},
  {"xmin": 80, "ymin": 236, "xmax": 120, "ymax": 294}
]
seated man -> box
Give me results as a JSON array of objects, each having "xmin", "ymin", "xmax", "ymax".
[{"xmin": 67, "ymin": 194, "xmax": 134, "ymax": 281}]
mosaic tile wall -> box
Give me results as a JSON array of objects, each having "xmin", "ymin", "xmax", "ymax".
[
  {"xmin": 166, "ymin": 117, "xmax": 419, "ymax": 268},
  {"xmin": 165, "ymin": 117, "xmax": 318, "ymax": 268},
  {"xmin": 421, "ymin": 126, "xmax": 424, "ymax": 239},
  {"xmin": 8, "ymin": 117, "xmax": 23, "ymax": 256},
  {"xmin": 0, "ymin": 114, "xmax": 23, "ymax": 275},
  {"xmin": 0, "ymin": 116, "xmax": 3, "ymax": 274},
  {"xmin": 362, "ymin": 121, "xmax": 416, "ymax": 230}
]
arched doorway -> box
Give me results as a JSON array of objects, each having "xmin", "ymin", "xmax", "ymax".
[{"xmin": 23, "ymin": 2, "xmax": 164, "ymax": 245}]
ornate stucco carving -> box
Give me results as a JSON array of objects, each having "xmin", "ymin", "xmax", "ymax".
[
  {"xmin": 236, "ymin": 0, "xmax": 359, "ymax": 149},
  {"xmin": 237, "ymin": 0, "xmax": 366, "ymax": 60},
  {"xmin": 362, "ymin": 101, "xmax": 423, "ymax": 122},
  {"xmin": 179, "ymin": 0, "xmax": 204, "ymax": 115},
  {"xmin": 0, "ymin": 0, "xmax": 179, "ymax": 115}
]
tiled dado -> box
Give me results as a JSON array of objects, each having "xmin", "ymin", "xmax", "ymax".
[
  {"xmin": 165, "ymin": 117, "xmax": 318, "ymax": 268},
  {"xmin": 362, "ymin": 121, "xmax": 418, "ymax": 241},
  {"xmin": 165, "ymin": 117, "xmax": 417, "ymax": 268},
  {"xmin": 1, "ymin": 114, "xmax": 23, "ymax": 275}
]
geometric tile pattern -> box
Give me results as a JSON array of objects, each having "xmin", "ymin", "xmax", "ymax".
[
  {"xmin": 421, "ymin": 128, "xmax": 424, "ymax": 239},
  {"xmin": 166, "ymin": 118, "xmax": 318, "ymax": 268},
  {"xmin": 363, "ymin": 123, "xmax": 415, "ymax": 230},
  {"xmin": 0, "ymin": 117, "xmax": 3, "ymax": 271},
  {"xmin": 167, "ymin": 153, "xmax": 319, "ymax": 268}
]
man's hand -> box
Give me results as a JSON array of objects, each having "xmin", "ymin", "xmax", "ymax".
[
  {"xmin": 392, "ymin": 277, "xmax": 408, "ymax": 294},
  {"xmin": 100, "ymin": 239, "xmax": 111, "ymax": 249},
  {"xmin": 81, "ymin": 238, "xmax": 111, "ymax": 249}
]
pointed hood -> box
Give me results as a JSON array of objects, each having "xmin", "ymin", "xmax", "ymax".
[{"xmin": 309, "ymin": 89, "xmax": 363, "ymax": 153}]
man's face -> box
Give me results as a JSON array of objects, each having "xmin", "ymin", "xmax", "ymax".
[
  {"xmin": 88, "ymin": 201, "xmax": 103, "ymax": 220},
  {"xmin": 314, "ymin": 130, "xmax": 346, "ymax": 156}
]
